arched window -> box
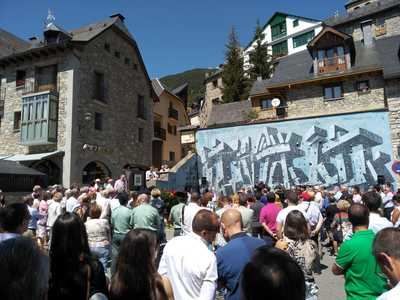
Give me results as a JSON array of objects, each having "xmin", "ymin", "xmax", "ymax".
[{"xmin": 82, "ymin": 161, "xmax": 111, "ymax": 184}]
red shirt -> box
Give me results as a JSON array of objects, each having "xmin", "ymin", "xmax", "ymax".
[{"xmin": 259, "ymin": 203, "xmax": 282, "ymax": 234}]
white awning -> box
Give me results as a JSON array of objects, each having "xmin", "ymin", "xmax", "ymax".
[{"xmin": 5, "ymin": 150, "xmax": 64, "ymax": 162}]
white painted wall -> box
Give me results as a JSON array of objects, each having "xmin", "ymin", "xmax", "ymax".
[{"xmin": 243, "ymin": 14, "xmax": 322, "ymax": 70}]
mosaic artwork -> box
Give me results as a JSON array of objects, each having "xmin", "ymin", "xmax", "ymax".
[{"xmin": 196, "ymin": 112, "xmax": 396, "ymax": 194}]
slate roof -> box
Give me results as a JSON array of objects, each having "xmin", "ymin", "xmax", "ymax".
[
  {"xmin": 0, "ymin": 160, "xmax": 45, "ymax": 176},
  {"xmin": 325, "ymin": 0, "xmax": 400, "ymax": 26},
  {"xmin": 0, "ymin": 28, "xmax": 30, "ymax": 58},
  {"xmin": 250, "ymin": 35, "xmax": 400, "ymax": 95},
  {"xmin": 70, "ymin": 15, "xmax": 132, "ymax": 42},
  {"xmin": 207, "ymin": 100, "xmax": 252, "ymax": 127},
  {"xmin": 0, "ymin": 15, "xmax": 132, "ymax": 59},
  {"xmin": 151, "ymin": 79, "xmax": 186, "ymax": 106}
]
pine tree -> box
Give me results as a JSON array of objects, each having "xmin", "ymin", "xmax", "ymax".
[
  {"xmin": 248, "ymin": 20, "xmax": 272, "ymax": 80},
  {"xmin": 222, "ymin": 27, "xmax": 249, "ymax": 102}
]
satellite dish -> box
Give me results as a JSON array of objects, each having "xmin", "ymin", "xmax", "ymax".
[{"xmin": 271, "ymin": 98, "xmax": 281, "ymax": 107}]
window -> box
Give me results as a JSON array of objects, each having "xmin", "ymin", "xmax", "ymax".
[
  {"xmin": 272, "ymin": 41, "xmax": 288, "ymax": 57},
  {"xmin": 93, "ymin": 72, "xmax": 105, "ymax": 102},
  {"xmin": 173, "ymin": 125, "xmax": 177, "ymax": 136},
  {"xmin": 36, "ymin": 64, "xmax": 57, "ymax": 92},
  {"xmin": 16, "ymin": 70, "xmax": 26, "ymax": 88},
  {"xmin": 20, "ymin": 92, "xmax": 58, "ymax": 144},
  {"xmin": 293, "ymin": 30, "xmax": 315, "ymax": 48},
  {"xmin": 260, "ymin": 99, "xmax": 273, "ymax": 109},
  {"xmin": 357, "ymin": 80, "xmax": 370, "ymax": 93},
  {"xmin": 293, "ymin": 19, "xmax": 299, "ymax": 27},
  {"xmin": 124, "ymin": 57, "xmax": 130, "ymax": 65},
  {"xmin": 133, "ymin": 63, "xmax": 138, "ymax": 71},
  {"xmin": 138, "ymin": 127, "xmax": 144, "ymax": 143},
  {"xmin": 137, "ymin": 95, "xmax": 146, "ymax": 119},
  {"xmin": 114, "ymin": 51, "xmax": 120, "ymax": 58},
  {"xmin": 323, "ymin": 84, "xmax": 343, "ymax": 100},
  {"xmin": 104, "ymin": 43, "xmax": 110, "ymax": 52},
  {"xmin": 169, "ymin": 151, "xmax": 175, "ymax": 162},
  {"xmin": 94, "ymin": 112, "xmax": 103, "ymax": 130},
  {"xmin": 13, "ymin": 111, "xmax": 21, "ymax": 131},
  {"xmin": 271, "ymin": 22, "xmax": 287, "ymax": 40},
  {"xmin": 167, "ymin": 123, "xmax": 172, "ymax": 134},
  {"xmin": 212, "ymin": 80, "xmax": 218, "ymax": 88}
]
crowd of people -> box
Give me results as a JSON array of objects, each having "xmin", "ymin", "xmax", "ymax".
[{"xmin": 1, "ymin": 179, "xmax": 400, "ymax": 299}]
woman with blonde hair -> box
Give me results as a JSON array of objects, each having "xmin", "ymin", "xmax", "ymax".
[
  {"xmin": 232, "ymin": 194, "xmax": 240, "ymax": 209},
  {"xmin": 330, "ymin": 200, "xmax": 352, "ymax": 255}
]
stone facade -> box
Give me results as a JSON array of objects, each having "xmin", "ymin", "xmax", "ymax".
[
  {"xmin": 336, "ymin": 5, "xmax": 400, "ymax": 41},
  {"xmin": 200, "ymin": 72, "xmax": 223, "ymax": 128},
  {"xmin": 251, "ymin": 73, "xmax": 385, "ymax": 121},
  {"xmin": 386, "ymin": 78, "xmax": 400, "ymax": 161},
  {"xmin": 0, "ymin": 16, "xmax": 153, "ymax": 187}
]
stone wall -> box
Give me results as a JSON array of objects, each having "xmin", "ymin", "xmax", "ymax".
[
  {"xmin": 285, "ymin": 74, "xmax": 385, "ymax": 119},
  {"xmin": 336, "ymin": 9, "xmax": 400, "ymax": 41},
  {"xmin": 200, "ymin": 76, "xmax": 224, "ymax": 128},
  {"xmin": 386, "ymin": 79, "xmax": 400, "ymax": 186},
  {"xmin": 0, "ymin": 53, "xmax": 75, "ymax": 157},
  {"xmin": 70, "ymin": 27, "xmax": 153, "ymax": 183}
]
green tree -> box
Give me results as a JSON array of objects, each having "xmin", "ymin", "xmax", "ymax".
[
  {"xmin": 248, "ymin": 20, "xmax": 273, "ymax": 80},
  {"xmin": 222, "ymin": 27, "xmax": 249, "ymax": 102}
]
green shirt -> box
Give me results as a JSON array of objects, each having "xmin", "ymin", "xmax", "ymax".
[
  {"xmin": 335, "ymin": 229, "xmax": 387, "ymax": 300},
  {"xmin": 169, "ymin": 203, "xmax": 185, "ymax": 229},
  {"xmin": 111, "ymin": 205, "xmax": 132, "ymax": 235},
  {"xmin": 130, "ymin": 203, "xmax": 160, "ymax": 232}
]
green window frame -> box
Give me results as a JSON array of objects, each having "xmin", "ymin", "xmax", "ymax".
[
  {"xmin": 293, "ymin": 30, "xmax": 315, "ymax": 48},
  {"xmin": 271, "ymin": 22, "xmax": 287, "ymax": 40},
  {"xmin": 272, "ymin": 41, "xmax": 288, "ymax": 57},
  {"xmin": 21, "ymin": 92, "xmax": 58, "ymax": 145}
]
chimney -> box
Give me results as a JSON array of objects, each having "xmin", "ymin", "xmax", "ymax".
[
  {"xmin": 361, "ymin": 20, "xmax": 374, "ymax": 47},
  {"xmin": 110, "ymin": 13, "xmax": 125, "ymax": 22}
]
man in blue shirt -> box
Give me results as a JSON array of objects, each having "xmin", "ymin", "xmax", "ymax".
[{"xmin": 216, "ymin": 209, "xmax": 266, "ymax": 300}]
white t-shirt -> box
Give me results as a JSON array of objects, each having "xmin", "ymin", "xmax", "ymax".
[
  {"xmin": 66, "ymin": 196, "xmax": 78, "ymax": 213},
  {"xmin": 378, "ymin": 282, "xmax": 400, "ymax": 300},
  {"xmin": 47, "ymin": 201, "xmax": 62, "ymax": 228},
  {"xmin": 158, "ymin": 233, "xmax": 217, "ymax": 300},
  {"xmin": 276, "ymin": 205, "xmax": 307, "ymax": 227},
  {"xmin": 369, "ymin": 212, "xmax": 392, "ymax": 234},
  {"xmin": 298, "ymin": 201, "xmax": 321, "ymax": 228},
  {"xmin": 182, "ymin": 202, "xmax": 202, "ymax": 235}
]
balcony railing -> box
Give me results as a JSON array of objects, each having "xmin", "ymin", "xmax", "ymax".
[
  {"xmin": 168, "ymin": 107, "xmax": 179, "ymax": 120},
  {"xmin": 154, "ymin": 126, "xmax": 166, "ymax": 140},
  {"xmin": 318, "ymin": 55, "xmax": 347, "ymax": 74},
  {"xmin": 17, "ymin": 81, "xmax": 58, "ymax": 95}
]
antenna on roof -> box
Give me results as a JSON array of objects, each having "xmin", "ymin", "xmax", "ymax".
[
  {"xmin": 334, "ymin": 9, "xmax": 340, "ymax": 18},
  {"xmin": 45, "ymin": 9, "xmax": 56, "ymax": 29}
]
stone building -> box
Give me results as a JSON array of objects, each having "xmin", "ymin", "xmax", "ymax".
[
  {"xmin": 195, "ymin": 0, "xmax": 400, "ymax": 193},
  {"xmin": 151, "ymin": 79, "xmax": 189, "ymax": 168},
  {"xmin": 200, "ymin": 69, "xmax": 224, "ymax": 127},
  {"xmin": 0, "ymin": 13, "xmax": 153, "ymax": 188}
]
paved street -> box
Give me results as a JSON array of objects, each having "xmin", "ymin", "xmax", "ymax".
[{"xmin": 316, "ymin": 252, "xmax": 346, "ymax": 300}]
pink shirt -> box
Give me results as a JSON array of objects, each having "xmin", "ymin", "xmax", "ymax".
[{"xmin": 259, "ymin": 203, "xmax": 281, "ymax": 234}]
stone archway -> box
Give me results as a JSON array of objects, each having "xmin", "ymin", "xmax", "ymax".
[
  {"xmin": 31, "ymin": 160, "xmax": 61, "ymax": 185},
  {"xmin": 82, "ymin": 161, "xmax": 111, "ymax": 185}
]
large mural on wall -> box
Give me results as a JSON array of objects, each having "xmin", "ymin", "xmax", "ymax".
[{"xmin": 196, "ymin": 112, "xmax": 396, "ymax": 195}]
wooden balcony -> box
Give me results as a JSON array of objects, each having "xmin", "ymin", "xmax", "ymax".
[{"xmin": 318, "ymin": 56, "xmax": 347, "ymax": 74}]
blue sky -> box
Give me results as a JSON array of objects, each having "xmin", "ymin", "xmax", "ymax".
[{"xmin": 0, "ymin": 0, "xmax": 346, "ymax": 78}]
